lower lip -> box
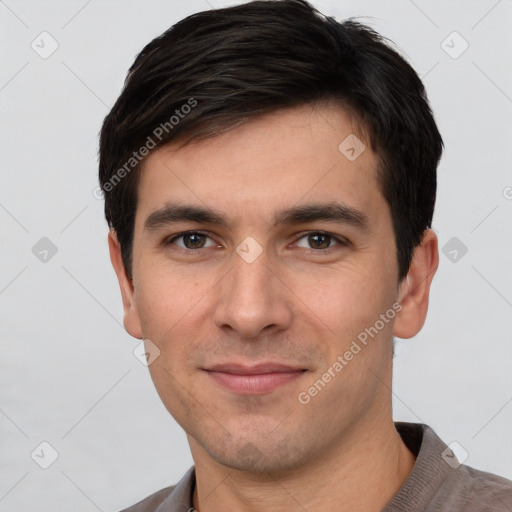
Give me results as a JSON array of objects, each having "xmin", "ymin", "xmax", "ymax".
[{"xmin": 206, "ymin": 370, "xmax": 305, "ymax": 394}]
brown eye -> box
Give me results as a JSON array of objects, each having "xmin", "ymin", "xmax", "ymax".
[
  {"xmin": 168, "ymin": 231, "xmax": 215, "ymax": 250},
  {"xmin": 295, "ymin": 232, "xmax": 348, "ymax": 251},
  {"xmin": 308, "ymin": 233, "xmax": 331, "ymax": 249}
]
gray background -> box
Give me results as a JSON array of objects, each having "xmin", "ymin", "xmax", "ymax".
[{"xmin": 1, "ymin": 0, "xmax": 511, "ymax": 510}]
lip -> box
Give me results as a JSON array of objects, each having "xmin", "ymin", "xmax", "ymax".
[{"xmin": 205, "ymin": 362, "xmax": 307, "ymax": 394}]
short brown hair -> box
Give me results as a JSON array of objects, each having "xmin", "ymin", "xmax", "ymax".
[{"xmin": 99, "ymin": 0, "xmax": 443, "ymax": 280}]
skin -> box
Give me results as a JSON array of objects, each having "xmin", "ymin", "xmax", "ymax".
[{"xmin": 109, "ymin": 102, "xmax": 438, "ymax": 511}]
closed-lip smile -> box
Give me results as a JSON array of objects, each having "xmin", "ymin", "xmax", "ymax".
[{"xmin": 204, "ymin": 362, "xmax": 307, "ymax": 394}]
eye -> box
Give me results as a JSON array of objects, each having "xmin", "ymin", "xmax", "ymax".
[
  {"xmin": 165, "ymin": 230, "xmax": 347, "ymax": 253},
  {"xmin": 167, "ymin": 231, "xmax": 217, "ymax": 250},
  {"xmin": 295, "ymin": 232, "xmax": 348, "ymax": 251}
]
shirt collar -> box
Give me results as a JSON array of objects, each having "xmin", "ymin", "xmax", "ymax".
[{"xmin": 154, "ymin": 466, "xmax": 195, "ymax": 512}]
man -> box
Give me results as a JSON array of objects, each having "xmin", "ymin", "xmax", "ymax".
[{"xmin": 98, "ymin": 0, "xmax": 512, "ymax": 510}]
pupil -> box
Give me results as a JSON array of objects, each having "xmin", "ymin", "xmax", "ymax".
[
  {"xmin": 310, "ymin": 233, "xmax": 330, "ymax": 249},
  {"xmin": 185, "ymin": 233, "xmax": 204, "ymax": 248}
]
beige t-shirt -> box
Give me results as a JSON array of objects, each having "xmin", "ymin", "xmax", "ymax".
[{"xmin": 120, "ymin": 422, "xmax": 512, "ymax": 511}]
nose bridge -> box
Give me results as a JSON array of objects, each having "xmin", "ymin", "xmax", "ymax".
[
  {"xmin": 213, "ymin": 239, "xmax": 292, "ymax": 338},
  {"xmin": 231, "ymin": 246, "xmax": 271, "ymax": 300}
]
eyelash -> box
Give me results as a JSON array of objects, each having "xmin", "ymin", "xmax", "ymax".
[{"xmin": 165, "ymin": 230, "xmax": 349, "ymax": 254}]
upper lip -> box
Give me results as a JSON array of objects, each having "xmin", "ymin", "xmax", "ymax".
[{"xmin": 206, "ymin": 363, "xmax": 306, "ymax": 375}]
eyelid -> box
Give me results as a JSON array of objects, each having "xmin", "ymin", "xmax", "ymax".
[
  {"xmin": 165, "ymin": 230, "xmax": 350, "ymax": 252},
  {"xmin": 293, "ymin": 231, "xmax": 350, "ymax": 251},
  {"xmin": 166, "ymin": 230, "xmax": 218, "ymax": 249}
]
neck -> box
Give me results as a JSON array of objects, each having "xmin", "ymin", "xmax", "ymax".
[{"xmin": 190, "ymin": 416, "xmax": 416, "ymax": 512}]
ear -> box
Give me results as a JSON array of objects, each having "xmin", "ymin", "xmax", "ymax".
[
  {"xmin": 108, "ymin": 230, "xmax": 143, "ymax": 339},
  {"xmin": 393, "ymin": 229, "xmax": 439, "ymax": 339}
]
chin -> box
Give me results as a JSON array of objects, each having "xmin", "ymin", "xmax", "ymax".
[{"xmin": 200, "ymin": 432, "xmax": 311, "ymax": 474}]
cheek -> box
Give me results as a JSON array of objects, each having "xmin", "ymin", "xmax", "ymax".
[
  {"xmin": 290, "ymin": 262, "xmax": 395, "ymax": 341},
  {"xmin": 295, "ymin": 269, "xmax": 396, "ymax": 421},
  {"xmin": 133, "ymin": 262, "xmax": 221, "ymax": 405},
  {"xmin": 134, "ymin": 259, "xmax": 213, "ymax": 336}
]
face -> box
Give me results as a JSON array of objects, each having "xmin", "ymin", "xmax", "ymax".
[{"xmin": 110, "ymin": 103, "xmax": 436, "ymax": 473}]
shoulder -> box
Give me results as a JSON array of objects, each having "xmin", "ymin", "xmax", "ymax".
[
  {"xmin": 118, "ymin": 466, "xmax": 195, "ymax": 512},
  {"xmin": 436, "ymin": 463, "xmax": 512, "ymax": 511},
  {"xmin": 389, "ymin": 423, "xmax": 512, "ymax": 511},
  {"xmin": 119, "ymin": 485, "xmax": 176, "ymax": 512}
]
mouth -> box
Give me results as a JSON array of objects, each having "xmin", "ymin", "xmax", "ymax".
[{"xmin": 203, "ymin": 362, "xmax": 308, "ymax": 394}]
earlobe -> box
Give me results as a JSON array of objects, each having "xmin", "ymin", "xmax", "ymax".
[
  {"xmin": 393, "ymin": 229, "xmax": 439, "ymax": 339},
  {"xmin": 108, "ymin": 230, "xmax": 143, "ymax": 339}
]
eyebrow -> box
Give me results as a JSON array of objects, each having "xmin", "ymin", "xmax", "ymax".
[{"xmin": 143, "ymin": 202, "xmax": 370, "ymax": 233}]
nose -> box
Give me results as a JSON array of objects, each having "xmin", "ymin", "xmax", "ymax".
[{"xmin": 213, "ymin": 244, "xmax": 293, "ymax": 340}]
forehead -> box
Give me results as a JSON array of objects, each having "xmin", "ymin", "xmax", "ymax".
[{"xmin": 135, "ymin": 103, "xmax": 385, "ymax": 229}]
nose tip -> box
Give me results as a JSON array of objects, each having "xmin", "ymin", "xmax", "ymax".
[{"xmin": 213, "ymin": 247, "xmax": 293, "ymax": 339}]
